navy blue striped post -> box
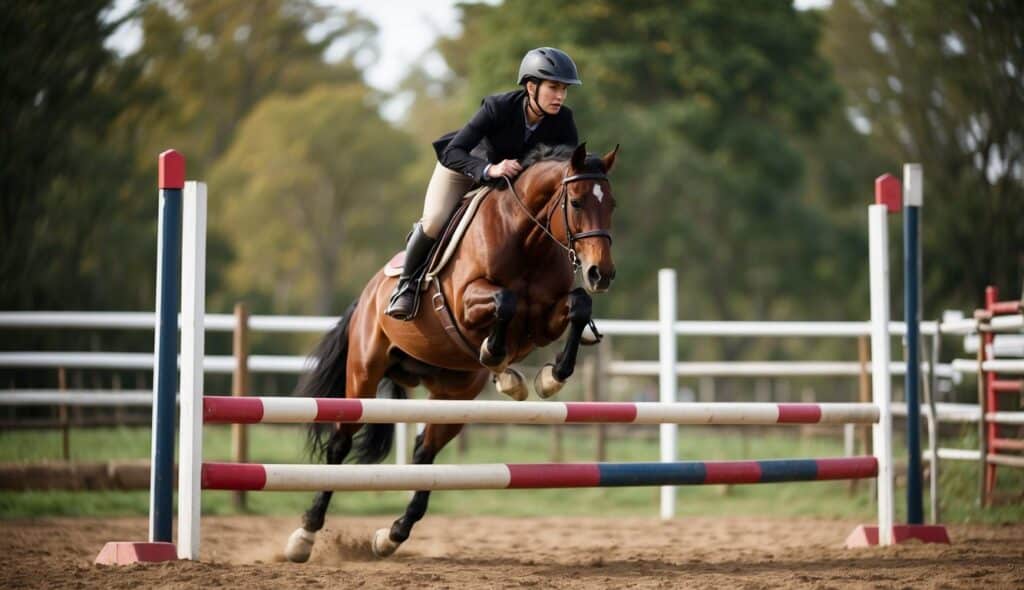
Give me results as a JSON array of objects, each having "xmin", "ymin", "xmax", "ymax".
[
  {"xmin": 149, "ymin": 150, "xmax": 184, "ymax": 543},
  {"xmin": 903, "ymin": 164, "xmax": 924, "ymax": 525}
]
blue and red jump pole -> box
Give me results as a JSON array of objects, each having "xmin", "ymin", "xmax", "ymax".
[
  {"xmin": 96, "ymin": 150, "xmax": 185, "ymax": 565},
  {"xmin": 150, "ymin": 150, "xmax": 185, "ymax": 544}
]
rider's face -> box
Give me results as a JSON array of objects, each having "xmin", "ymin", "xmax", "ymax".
[{"xmin": 530, "ymin": 80, "xmax": 569, "ymax": 114}]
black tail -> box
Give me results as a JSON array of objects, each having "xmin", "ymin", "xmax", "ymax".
[
  {"xmin": 298, "ymin": 299, "xmax": 407, "ymax": 465},
  {"xmin": 299, "ymin": 300, "xmax": 356, "ymax": 461},
  {"xmin": 349, "ymin": 377, "xmax": 406, "ymax": 464}
]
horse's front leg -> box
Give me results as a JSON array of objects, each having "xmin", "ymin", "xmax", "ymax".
[
  {"xmin": 463, "ymin": 279, "xmax": 527, "ymax": 400},
  {"xmin": 535, "ymin": 287, "xmax": 592, "ymax": 399}
]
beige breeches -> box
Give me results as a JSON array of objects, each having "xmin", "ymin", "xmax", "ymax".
[{"xmin": 420, "ymin": 162, "xmax": 475, "ymax": 238}]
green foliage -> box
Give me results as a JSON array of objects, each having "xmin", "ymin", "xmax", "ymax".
[
  {"xmin": 0, "ymin": 1, "xmax": 152, "ymax": 311},
  {"xmin": 209, "ymin": 85, "xmax": 416, "ymax": 314},
  {"xmin": 126, "ymin": 0, "xmax": 373, "ymax": 174},
  {"xmin": 824, "ymin": 0, "xmax": 1024, "ymax": 310},
  {"xmin": 6, "ymin": 0, "xmax": 1017, "ymax": 328}
]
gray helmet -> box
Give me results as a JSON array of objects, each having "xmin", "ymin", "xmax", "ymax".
[{"xmin": 517, "ymin": 47, "xmax": 582, "ymax": 86}]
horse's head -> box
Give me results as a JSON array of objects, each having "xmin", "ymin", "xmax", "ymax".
[{"xmin": 561, "ymin": 143, "xmax": 618, "ymax": 293}]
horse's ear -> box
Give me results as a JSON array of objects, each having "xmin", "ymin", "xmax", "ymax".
[
  {"xmin": 571, "ymin": 142, "xmax": 587, "ymax": 171},
  {"xmin": 601, "ymin": 144, "xmax": 619, "ymax": 173}
]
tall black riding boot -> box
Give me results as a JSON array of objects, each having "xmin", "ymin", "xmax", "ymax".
[{"xmin": 386, "ymin": 223, "xmax": 437, "ymax": 321}]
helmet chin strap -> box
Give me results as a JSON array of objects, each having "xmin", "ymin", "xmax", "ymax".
[{"xmin": 527, "ymin": 82, "xmax": 553, "ymax": 118}]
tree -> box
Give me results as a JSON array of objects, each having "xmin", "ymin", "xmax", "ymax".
[
  {"xmin": 126, "ymin": 0, "xmax": 375, "ymax": 175},
  {"xmin": 1, "ymin": 0, "xmax": 390, "ymax": 315},
  {"xmin": 210, "ymin": 85, "xmax": 416, "ymax": 315},
  {"xmin": 0, "ymin": 1, "xmax": 148, "ymax": 310},
  {"xmin": 824, "ymin": 0, "xmax": 1024, "ymax": 309}
]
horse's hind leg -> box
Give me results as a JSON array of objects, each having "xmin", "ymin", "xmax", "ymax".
[
  {"xmin": 371, "ymin": 370, "xmax": 488, "ymax": 558},
  {"xmin": 284, "ymin": 424, "xmax": 360, "ymax": 562},
  {"xmin": 371, "ymin": 424, "xmax": 462, "ymax": 557}
]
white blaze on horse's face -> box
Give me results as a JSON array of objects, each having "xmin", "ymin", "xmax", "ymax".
[{"xmin": 572, "ymin": 179, "xmax": 615, "ymax": 295}]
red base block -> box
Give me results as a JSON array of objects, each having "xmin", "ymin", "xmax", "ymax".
[
  {"xmin": 845, "ymin": 525, "xmax": 951, "ymax": 548},
  {"xmin": 95, "ymin": 541, "xmax": 179, "ymax": 565}
]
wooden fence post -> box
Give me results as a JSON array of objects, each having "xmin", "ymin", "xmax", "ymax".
[
  {"xmin": 976, "ymin": 330, "xmax": 988, "ymax": 507},
  {"xmin": 58, "ymin": 367, "xmax": 69, "ymax": 460},
  {"xmin": 850, "ymin": 335, "xmax": 872, "ymax": 496},
  {"xmin": 232, "ymin": 302, "xmax": 250, "ymax": 511}
]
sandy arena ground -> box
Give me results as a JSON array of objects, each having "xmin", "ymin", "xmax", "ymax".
[{"xmin": 1, "ymin": 515, "xmax": 1022, "ymax": 588}]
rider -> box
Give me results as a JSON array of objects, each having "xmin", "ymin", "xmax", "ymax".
[{"xmin": 386, "ymin": 47, "xmax": 583, "ymax": 320}]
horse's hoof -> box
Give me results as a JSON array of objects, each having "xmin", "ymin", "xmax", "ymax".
[
  {"xmin": 494, "ymin": 367, "xmax": 528, "ymax": 401},
  {"xmin": 534, "ymin": 364, "xmax": 565, "ymax": 399},
  {"xmin": 284, "ymin": 527, "xmax": 317, "ymax": 563},
  {"xmin": 372, "ymin": 528, "xmax": 401, "ymax": 558}
]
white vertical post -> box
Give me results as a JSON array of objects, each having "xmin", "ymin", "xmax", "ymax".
[
  {"xmin": 178, "ymin": 181, "xmax": 207, "ymax": 559},
  {"xmin": 395, "ymin": 422, "xmax": 408, "ymax": 465},
  {"xmin": 658, "ymin": 268, "xmax": 677, "ymax": 519},
  {"xmin": 868, "ymin": 204, "xmax": 894, "ymax": 546},
  {"xmin": 843, "ymin": 423, "xmax": 856, "ymax": 457}
]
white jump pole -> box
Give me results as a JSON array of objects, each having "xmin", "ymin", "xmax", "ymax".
[
  {"xmin": 178, "ymin": 181, "xmax": 207, "ymax": 559},
  {"xmin": 658, "ymin": 268, "xmax": 677, "ymax": 519},
  {"xmin": 868, "ymin": 193, "xmax": 895, "ymax": 546}
]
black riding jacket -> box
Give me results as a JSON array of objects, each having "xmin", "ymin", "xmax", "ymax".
[{"xmin": 432, "ymin": 89, "xmax": 579, "ymax": 184}]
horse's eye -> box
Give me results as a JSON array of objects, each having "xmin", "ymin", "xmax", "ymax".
[{"xmin": 570, "ymin": 199, "xmax": 583, "ymax": 209}]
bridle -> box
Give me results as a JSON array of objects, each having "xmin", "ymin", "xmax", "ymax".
[
  {"xmin": 559, "ymin": 171, "xmax": 613, "ymax": 249},
  {"xmin": 503, "ymin": 166, "xmax": 612, "ymax": 271}
]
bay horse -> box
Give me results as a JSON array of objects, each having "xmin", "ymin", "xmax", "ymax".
[{"xmin": 283, "ymin": 143, "xmax": 619, "ymax": 562}]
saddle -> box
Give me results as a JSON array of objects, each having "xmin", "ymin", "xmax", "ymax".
[
  {"xmin": 384, "ymin": 185, "xmax": 494, "ymax": 283},
  {"xmin": 384, "ymin": 186, "xmax": 496, "ymax": 361}
]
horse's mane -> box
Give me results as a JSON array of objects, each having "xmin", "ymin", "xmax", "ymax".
[{"xmin": 520, "ymin": 144, "xmax": 604, "ymax": 172}]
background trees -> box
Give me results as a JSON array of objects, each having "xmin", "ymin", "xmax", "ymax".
[
  {"xmin": 3, "ymin": 0, "xmax": 1020, "ymax": 344},
  {"xmin": 824, "ymin": 0, "xmax": 1024, "ymax": 307}
]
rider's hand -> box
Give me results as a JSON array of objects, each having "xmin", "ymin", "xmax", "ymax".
[{"xmin": 487, "ymin": 159, "xmax": 523, "ymax": 179}]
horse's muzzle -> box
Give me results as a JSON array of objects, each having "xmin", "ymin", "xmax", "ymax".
[{"xmin": 584, "ymin": 264, "xmax": 615, "ymax": 293}]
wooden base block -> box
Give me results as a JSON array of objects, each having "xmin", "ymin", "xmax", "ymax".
[
  {"xmin": 95, "ymin": 541, "xmax": 179, "ymax": 565},
  {"xmin": 845, "ymin": 524, "xmax": 951, "ymax": 548}
]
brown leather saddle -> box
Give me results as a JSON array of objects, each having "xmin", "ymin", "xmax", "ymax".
[
  {"xmin": 384, "ymin": 186, "xmax": 495, "ymax": 360},
  {"xmin": 384, "ymin": 186, "xmax": 493, "ymax": 282}
]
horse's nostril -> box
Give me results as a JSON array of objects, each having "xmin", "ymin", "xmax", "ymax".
[{"xmin": 587, "ymin": 266, "xmax": 601, "ymax": 285}]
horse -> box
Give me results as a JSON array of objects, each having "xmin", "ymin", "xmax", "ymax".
[{"xmin": 283, "ymin": 142, "xmax": 619, "ymax": 562}]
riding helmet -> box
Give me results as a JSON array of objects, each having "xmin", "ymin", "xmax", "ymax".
[{"xmin": 517, "ymin": 47, "xmax": 582, "ymax": 86}]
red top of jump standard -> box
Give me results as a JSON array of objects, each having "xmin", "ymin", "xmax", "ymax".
[
  {"xmin": 874, "ymin": 173, "xmax": 901, "ymax": 213},
  {"xmin": 159, "ymin": 149, "xmax": 185, "ymax": 189}
]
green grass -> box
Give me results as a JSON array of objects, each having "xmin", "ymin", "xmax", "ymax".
[{"xmin": 1, "ymin": 424, "xmax": 1021, "ymax": 524}]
